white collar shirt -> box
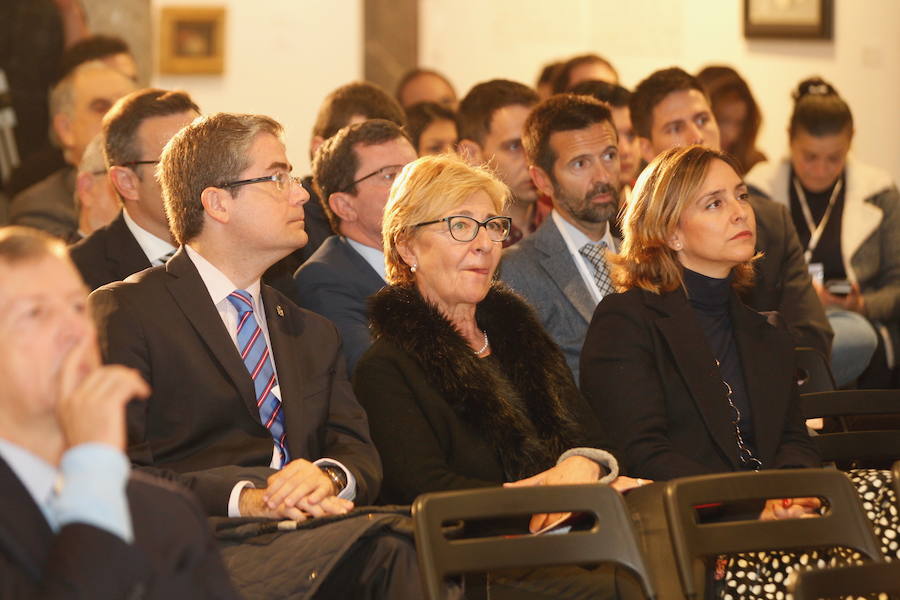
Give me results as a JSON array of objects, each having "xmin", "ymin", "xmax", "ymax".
[{"xmin": 122, "ymin": 208, "xmax": 177, "ymax": 266}]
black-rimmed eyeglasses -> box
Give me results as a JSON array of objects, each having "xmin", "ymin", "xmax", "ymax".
[
  {"xmin": 414, "ymin": 215, "xmax": 512, "ymax": 243},
  {"xmin": 118, "ymin": 160, "xmax": 158, "ymax": 168},
  {"xmin": 218, "ymin": 172, "xmax": 302, "ymax": 194},
  {"xmin": 338, "ymin": 164, "xmax": 405, "ymax": 193}
]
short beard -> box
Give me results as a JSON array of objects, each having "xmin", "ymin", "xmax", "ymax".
[{"xmin": 553, "ymin": 180, "xmax": 619, "ymax": 224}]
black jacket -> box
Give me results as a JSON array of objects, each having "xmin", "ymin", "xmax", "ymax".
[
  {"xmin": 581, "ymin": 286, "xmax": 820, "ymax": 481},
  {"xmin": 353, "ymin": 283, "xmax": 618, "ymax": 505}
]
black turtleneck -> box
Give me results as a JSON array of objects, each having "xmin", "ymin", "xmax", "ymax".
[{"xmin": 683, "ymin": 268, "xmax": 757, "ymax": 464}]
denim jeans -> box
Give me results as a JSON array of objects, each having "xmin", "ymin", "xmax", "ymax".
[{"xmin": 828, "ymin": 307, "xmax": 878, "ymax": 386}]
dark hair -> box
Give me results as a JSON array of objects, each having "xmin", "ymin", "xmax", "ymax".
[
  {"xmin": 312, "ymin": 119, "xmax": 411, "ymax": 231},
  {"xmin": 395, "ymin": 68, "xmax": 456, "ymax": 107},
  {"xmin": 103, "ymin": 89, "xmax": 199, "ymax": 172},
  {"xmin": 696, "ymin": 65, "xmax": 764, "ymax": 173},
  {"xmin": 405, "ymin": 101, "xmax": 458, "ymax": 153},
  {"xmin": 630, "ymin": 67, "xmax": 707, "ymax": 139},
  {"xmin": 568, "ymin": 79, "xmax": 631, "ymax": 108},
  {"xmin": 312, "ymin": 82, "xmax": 406, "ymax": 141},
  {"xmin": 551, "ymin": 54, "xmax": 619, "ymax": 94},
  {"xmin": 523, "ymin": 94, "xmax": 614, "ymax": 178},
  {"xmin": 58, "ymin": 34, "xmax": 132, "ymax": 83},
  {"xmin": 457, "ymin": 79, "xmax": 538, "ymax": 146},
  {"xmin": 789, "ymin": 77, "xmax": 853, "ymax": 138},
  {"xmin": 536, "ymin": 61, "xmax": 563, "ymax": 88}
]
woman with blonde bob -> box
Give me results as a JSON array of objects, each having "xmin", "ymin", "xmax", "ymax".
[
  {"xmin": 354, "ymin": 154, "xmax": 639, "ymax": 517},
  {"xmin": 581, "ymin": 145, "xmax": 820, "ymax": 515}
]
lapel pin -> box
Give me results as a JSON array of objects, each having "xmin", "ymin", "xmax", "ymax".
[{"xmin": 276, "ymin": 305, "xmax": 285, "ymax": 317}]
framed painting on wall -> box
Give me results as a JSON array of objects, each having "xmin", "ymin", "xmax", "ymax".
[
  {"xmin": 159, "ymin": 6, "xmax": 226, "ymax": 74},
  {"xmin": 744, "ymin": 0, "xmax": 833, "ymax": 39}
]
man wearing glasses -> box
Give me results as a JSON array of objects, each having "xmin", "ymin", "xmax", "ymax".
[
  {"xmin": 501, "ymin": 94, "xmax": 622, "ymax": 382},
  {"xmin": 294, "ymin": 119, "xmax": 417, "ymax": 373},
  {"xmin": 70, "ymin": 88, "xmax": 199, "ymax": 290},
  {"xmin": 89, "ymin": 112, "xmax": 423, "ymax": 598}
]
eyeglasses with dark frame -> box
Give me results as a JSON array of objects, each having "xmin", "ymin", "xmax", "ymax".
[
  {"xmin": 338, "ymin": 164, "xmax": 406, "ymax": 193},
  {"xmin": 414, "ymin": 215, "xmax": 512, "ymax": 243},
  {"xmin": 218, "ymin": 172, "xmax": 303, "ymax": 194},
  {"xmin": 118, "ymin": 160, "xmax": 159, "ymax": 168}
]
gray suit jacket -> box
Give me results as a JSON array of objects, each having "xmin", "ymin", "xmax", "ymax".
[
  {"xmin": 500, "ymin": 218, "xmax": 613, "ymax": 382},
  {"xmin": 9, "ymin": 167, "xmax": 78, "ymax": 242},
  {"xmin": 293, "ymin": 236, "xmax": 385, "ymax": 374}
]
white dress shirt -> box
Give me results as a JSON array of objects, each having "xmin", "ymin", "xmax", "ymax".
[
  {"xmin": 183, "ymin": 246, "xmax": 356, "ymax": 516},
  {"xmin": 122, "ymin": 208, "xmax": 177, "ymax": 266}
]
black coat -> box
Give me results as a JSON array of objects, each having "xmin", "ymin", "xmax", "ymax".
[
  {"xmin": 69, "ymin": 211, "xmax": 153, "ymax": 291},
  {"xmin": 353, "ymin": 283, "xmax": 618, "ymax": 505},
  {"xmin": 580, "ymin": 286, "xmax": 820, "ymax": 481}
]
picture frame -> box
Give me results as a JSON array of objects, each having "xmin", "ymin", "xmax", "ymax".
[
  {"xmin": 159, "ymin": 6, "xmax": 226, "ymax": 75},
  {"xmin": 744, "ymin": 0, "xmax": 833, "ymax": 40}
]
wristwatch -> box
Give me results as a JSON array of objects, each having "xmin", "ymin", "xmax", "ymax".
[{"xmin": 320, "ymin": 465, "xmax": 347, "ymax": 495}]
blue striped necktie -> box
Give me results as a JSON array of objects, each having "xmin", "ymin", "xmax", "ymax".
[{"xmin": 226, "ymin": 289, "xmax": 289, "ymax": 466}]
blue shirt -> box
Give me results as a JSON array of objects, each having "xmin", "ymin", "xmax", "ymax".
[{"xmin": 0, "ymin": 440, "xmax": 133, "ymax": 542}]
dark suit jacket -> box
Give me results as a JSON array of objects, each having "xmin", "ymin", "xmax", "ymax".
[
  {"xmin": 89, "ymin": 249, "xmax": 381, "ymax": 516},
  {"xmin": 741, "ymin": 195, "xmax": 833, "ymax": 357},
  {"xmin": 69, "ymin": 211, "xmax": 152, "ymax": 291},
  {"xmin": 0, "ymin": 458, "xmax": 239, "ymax": 599},
  {"xmin": 293, "ymin": 236, "xmax": 384, "ymax": 374},
  {"xmin": 580, "ymin": 286, "xmax": 820, "ymax": 481},
  {"xmin": 262, "ymin": 177, "xmax": 335, "ymax": 296}
]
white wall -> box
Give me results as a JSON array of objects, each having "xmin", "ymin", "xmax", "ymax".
[
  {"xmin": 151, "ymin": 0, "xmax": 363, "ymax": 173},
  {"xmin": 421, "ymin": 0, "xmax": 900, "ymax": 182}
]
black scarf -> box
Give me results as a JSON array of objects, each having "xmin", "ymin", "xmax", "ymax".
[{"xmin": 368, "ymin": 283, "xmax": 588, "ymax": 480}]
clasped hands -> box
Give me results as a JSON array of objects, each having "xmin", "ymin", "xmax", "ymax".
[
  {"xmin": 503, "ymin": 456, "xmax": 650, "ymax": 533},
  {"xmin": 760, "ymin": 497, "xmax": 821, "ymax": 520},
  {"xmin": 239, "ymin": 459, "xmax": 354, "ymax": 521}
]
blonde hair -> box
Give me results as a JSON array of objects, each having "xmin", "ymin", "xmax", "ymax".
[
  {"xmin": 612, "ymin": 145, "xmax": 756, "ymax": 294},
  {"xmin": 382, "ymin": 154, "xmax": 509, "ymax": 286}
]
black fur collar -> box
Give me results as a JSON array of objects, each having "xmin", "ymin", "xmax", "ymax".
[{"xmin": 368, "ymin": 283, "xmax": 587, "ymax": 480}]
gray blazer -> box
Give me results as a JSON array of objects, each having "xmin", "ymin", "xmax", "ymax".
[{"xmin": 500, "ymin": 217, "xmax": 616, "ymax": 382}]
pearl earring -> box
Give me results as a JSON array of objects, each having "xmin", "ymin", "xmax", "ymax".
[
  {"xmin": 410, "ymin": 263, "xmax": 417, "ymax": 273},
  {"xmin": 673, "ymin": 241, "xmax": 682, "ymax": 250}
]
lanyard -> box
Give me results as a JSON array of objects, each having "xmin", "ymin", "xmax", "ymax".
[{"xmin": 793, "ymin": 176, "xmax": 843, "ymax": 264}]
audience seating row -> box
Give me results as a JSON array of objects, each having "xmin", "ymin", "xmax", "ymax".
[{"xmin": 413, "ymin": 466, "xmax": 900, "ymax": 600}]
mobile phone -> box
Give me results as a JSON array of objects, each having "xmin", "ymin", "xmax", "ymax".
[{"xmin": 825, "ymin": 279, "xmax": 852, "ymax": 297}]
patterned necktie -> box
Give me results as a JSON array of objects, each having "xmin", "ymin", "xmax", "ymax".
[
  {"xmin": 579, "ymin": 241, "xmax": 616, "ymax": 297},
  {"xmin": 157, "ymin": 248, "xmax": 177, "ymax": 265},
  {"xmin": 226, "ymin": 289, "xmax": 289, "ymax": 466}
]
